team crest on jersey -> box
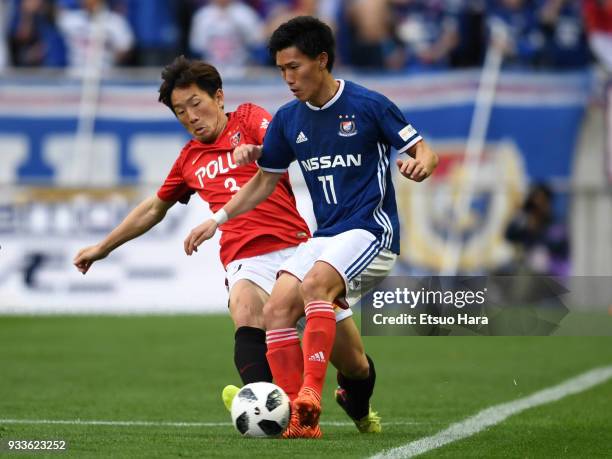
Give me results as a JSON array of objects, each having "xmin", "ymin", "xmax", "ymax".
[
  {"xmin": 230, "ymin": 131, "xmax": 241, "ymax": 147},
  {"xmin": 338, "ymin": 115, "xmax": 357, "ymax": 137}
]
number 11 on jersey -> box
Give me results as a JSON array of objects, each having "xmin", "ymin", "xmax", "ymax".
[{"xmin": 317, "ymin": 175, "xmax": 337, "ymax": 204}]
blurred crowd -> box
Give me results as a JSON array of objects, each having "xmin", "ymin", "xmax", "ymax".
[{"xmin": 0, "ymin": 0, "xmax": 611, "ymax": 75}]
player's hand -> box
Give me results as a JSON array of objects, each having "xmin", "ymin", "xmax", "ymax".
[
  {"xmin": 397, "ymin": 157, "xmax": 429, "ymax": 182},
  {"xmin": 397, "ymin": 145, "xmax": 438, "ymax": 182},
  {"xmin": 233, "ymin": 144, "xmax": 262, "ymax": 166},
  {"xmin": 73, "ymin": 244, "xmax": 108, "ymax": 274},
  {"xmin": 184, "ymin": 219, "xmax": 218, "ymax": 255}
]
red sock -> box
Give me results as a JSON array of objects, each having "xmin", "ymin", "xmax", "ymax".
[
  {"xmin": 302, "ymin": 301, "xmax": 336, "ymax": 397},
  {"xmin": 265, "ymin": 328, "xmax": 303, "ymax": 401}
]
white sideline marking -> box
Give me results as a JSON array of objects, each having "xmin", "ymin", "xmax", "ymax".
[
  {"xmin": 0, "ymin": 419, "xmax": 426, "ymax": 428},
  {"xmin": 371, "ymin": 365, "xmax": 612, "ymax": 459}
]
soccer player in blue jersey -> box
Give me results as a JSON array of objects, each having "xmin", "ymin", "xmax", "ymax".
[{"xmin": 184, "ymin": 16, "xmax": 438, "ymax": 438}]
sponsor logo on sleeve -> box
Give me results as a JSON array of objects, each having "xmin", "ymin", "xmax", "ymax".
[{"xmin": 399, "ymin": 124, "xmax": 417, "ymax": 141}]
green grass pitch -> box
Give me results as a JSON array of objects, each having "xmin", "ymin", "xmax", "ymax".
[{"xmin": 1, "ymin": 315, "xmax": 611, "ymax": 457}]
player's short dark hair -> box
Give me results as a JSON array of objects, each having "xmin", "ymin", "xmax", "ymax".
[
  {"xmin": 268, "ymin": 16, "xmax": 335, "ymax": 71},
  {"xmin": 158, "ymin": 56, "xmax": 222, "ymax": 111}
]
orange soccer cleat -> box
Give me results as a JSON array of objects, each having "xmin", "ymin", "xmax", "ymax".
[
  {"xmin": 282, "ymin": 388, "xmax": 323, "ymax": 439},
  {"xmin": 282, "ymin": 407, "xmax": 322, "ymax": 439},
  {"xmin": 283, "ymin": 414, "xmax": 323, "ymax": 438},
  {"xmin": 292, "ymin": 387, "xmax": 322, "ymax": 427}
]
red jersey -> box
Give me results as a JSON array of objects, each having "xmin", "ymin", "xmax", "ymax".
[
  {"xmin": 583, "ymin": 0, "xmax": 612, "ymax": 34},
  {"xmin": 157, "ymin": 103, "xmax": 310, "ymax": 267}
]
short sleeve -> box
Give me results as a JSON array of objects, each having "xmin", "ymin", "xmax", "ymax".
[
  {"xmin": 245, "ymin": 104, "xmax": 272, "ymax": 145},
  {"xmin": 157, "ymin": 156, "xmax": 194, "ymax": 204},
  {"xmin": 378, "ymin": 100, "xmax": 422, "ymax": 154},
  {"xmin": 258, "ymin": 111, "xmax": 295, "ymax": 173}
]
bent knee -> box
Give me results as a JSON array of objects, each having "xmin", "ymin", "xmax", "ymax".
[
  {"xmin": 301, "ymin": 272, "xmax": 341, "ymax": 303},
  {"xmin": 263, "ymin": 298, "xmax": 302, "ymax": 329}
]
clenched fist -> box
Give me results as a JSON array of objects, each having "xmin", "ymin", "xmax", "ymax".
[
  {"xmin": 397, "ymin": 157, "xmax": 432, "ymax": 182},
  {"xmin": 397, "ymin": 141, "xmax": 438, "ymax": 182},
  {"xmin": 233, "ymin": 144, "xmax": 263, "ymax": 166},
  {"xmin": 73, "ymin": 245, "xmax": 109, "ymax": 274}
]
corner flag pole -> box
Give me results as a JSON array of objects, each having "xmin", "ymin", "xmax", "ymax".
[
  {"xmin": 72, "ymin": 11, "xmax": 106, "ymax": 185},
  {"xmin": 440, "ymin": 20, "xmax": 507, "ymax": 276}
]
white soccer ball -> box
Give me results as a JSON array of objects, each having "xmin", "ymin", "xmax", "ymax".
[{"xmin": 230, "ymin": 382, "xmax": 291, "ymax": 437}]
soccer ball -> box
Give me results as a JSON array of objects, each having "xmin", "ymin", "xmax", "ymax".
[{"xmin": 230, "ymin": 382, "xmax": 291, "ymax": 437}]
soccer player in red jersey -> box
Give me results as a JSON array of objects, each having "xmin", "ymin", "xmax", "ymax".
[{"xmin": 73, "ymin": 57, "xmax": 379, "ymax": 432}]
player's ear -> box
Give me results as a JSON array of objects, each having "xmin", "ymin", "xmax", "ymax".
[
  {"xmin": 215, "ymin": 89, "xmax": 224, "ymax": 109},
  {"xmin": 318, "ymin": 52, "xmax": 328, "ymax": 70}
]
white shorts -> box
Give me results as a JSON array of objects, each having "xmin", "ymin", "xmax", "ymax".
[
  {"xmin": 225, "ymin": 246, "xmax": 353, "ymax": 323},
  {"xmin": 278, "ymin": 229, "xmax": 397, "ymax": 308}
]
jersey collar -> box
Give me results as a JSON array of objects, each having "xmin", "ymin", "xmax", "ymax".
[{"xmin": 305, "ymin": 79, "xmax": 345, "ymax": 111}]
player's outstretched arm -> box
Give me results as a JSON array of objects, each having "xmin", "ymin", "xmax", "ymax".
[
  {"xmin": 73, "ymin": 195, "xmax": 175, "ymax": 274},
  {"xmin": 184, "ymin": 170, "xmax": 282, "ymax": 255},
  {"xmin": 396, "ymin": 140, "xmax": 439, "ymax": 182}
]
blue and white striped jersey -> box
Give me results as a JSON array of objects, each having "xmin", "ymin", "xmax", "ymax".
[{"xmin": 258, "ymin": 79, "xmax": 422, "ymax": 254}]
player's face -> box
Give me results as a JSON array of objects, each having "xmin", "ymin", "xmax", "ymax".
[
  {"xmin": 171, "ymin": 84, "xmax": 226, "ymax": 143},
  {"xmin": 276, "ymin": 46, "xmax": 327, "ymax": 103}
]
